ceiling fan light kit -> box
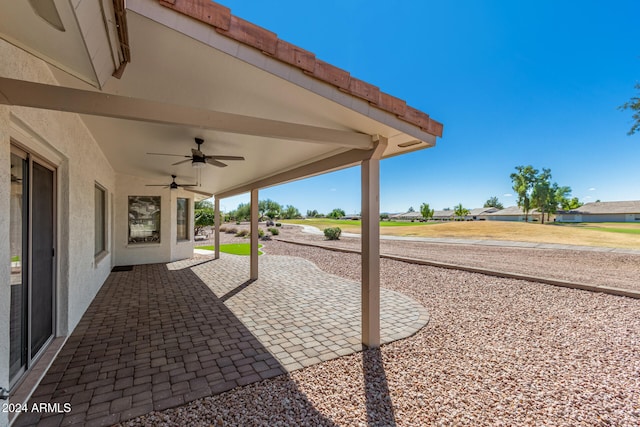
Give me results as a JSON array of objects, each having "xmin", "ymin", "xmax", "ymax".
[
  {"xmin": 146, "ymin": 174, "xmax": 197, "ymax": 190},
  {"xmin": 191, "ymin": 158, "xmax": 206, "ymax": 168}
]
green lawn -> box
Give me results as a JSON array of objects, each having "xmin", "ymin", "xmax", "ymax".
[
  {"xmin": 11, "ymin": 255, "xmax": 20, "ymax": 262},
  {"xmin": 583, "ymin": 227, "xmax": 640, "ymax": 235},
  {"xmin": 551, "ymin": 222, "xmax": 640, "ymax": 235},
  {"xmin": 196, "ymin": 243, "xmax": 263, "ymax": 255}
]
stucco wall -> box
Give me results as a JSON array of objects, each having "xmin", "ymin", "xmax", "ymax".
[
  {"xmin": 115, "ymin": 173, "xmax": 195, "ymax": 266},
  {"xmin": 0, "ymin": 105, "xmax": 11, "ymax": 425},
  {"xmin": 1, "ymin": 39, "xmax": 116, "ymax": 392}
]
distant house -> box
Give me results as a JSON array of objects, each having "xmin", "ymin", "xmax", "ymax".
[
  {"xmin": 432, "ymin": 210, "xmax": 454, "ymax": 221},
  {"xmin": 466, "ymin": 207, "xmax": 499, "ymax": 220},
  {"xmin": 556, "ymin": 200, "xmax": 640, "ymax": 223},
  {"xmin": 340, "ymin": 215, "xmax": 362, "ymax": 221},
  {"xmin": 390, "ymin": 211, "xmax": 424, "ymax": 221},
  {"xmin": 485, "ymin": 206, "xmax": 541, "ymax": 222}
]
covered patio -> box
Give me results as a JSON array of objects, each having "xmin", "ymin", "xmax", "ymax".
[
  {"xmin": 14, "ymin": 253, "xmax": 427, "ymax": 426},
  {"xmin": 1, "ymin": 0, "xmax": 442, "ymax": 424}
]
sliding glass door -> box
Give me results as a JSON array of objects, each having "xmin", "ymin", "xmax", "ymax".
[{"xmin": 9, "ymin": 147, "xmax": 56, "ymax": 387}]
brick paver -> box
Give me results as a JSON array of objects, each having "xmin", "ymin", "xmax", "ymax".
[{"xmin": 15, "ymin": 254, "xmax": 428, "ymax": 426}]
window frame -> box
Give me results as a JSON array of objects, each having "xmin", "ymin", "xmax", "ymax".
[
  {"xmin": 128, "ymin": 196, "xmax": 161, "ymax": 244},
  {"xmin": 94, "ymin": 183, "xmax": 107, "ymax": 257},
  {"xmin": 177, "ymin": 197, "xmax": 189, "ymax": 242}
]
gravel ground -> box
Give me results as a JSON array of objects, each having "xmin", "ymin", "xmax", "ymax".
[
  {"xmin": 275, "ymin": 225, "xmax": 640, "ymax": 292},
  {"xmin": 119, "ymin": 226, "xmax": 640, "ymax": 426}
]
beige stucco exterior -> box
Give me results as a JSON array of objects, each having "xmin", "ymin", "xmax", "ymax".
[
  {"xmin": 0, "ymin": 1, "xmax": 443, "ymax": 417},
  {"xmin": 0, "ymin": 39, "xmax": 198, "ymax": 407}
]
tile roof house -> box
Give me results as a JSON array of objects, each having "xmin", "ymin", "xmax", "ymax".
[
  {"xmin": 432, "ymin": 210, "xmax": 455, "ymax": 220},
  {"xmin": 556, "ymin": 201, "xmax": 640, "ymax": 222},
  {"xmin": 389, "ymin": 211, "xmax": 424, "ymax": 221},
  {"xmin": 0, "ymin": 0, "xmax": 443, "ymax": 420},
  {"xmin": 484, "ymin": 206, "xmax": 541, "ymax": 222},
  {"xmin": 466, "ymin": 207, "xmax": 499, "ymax": 220}
]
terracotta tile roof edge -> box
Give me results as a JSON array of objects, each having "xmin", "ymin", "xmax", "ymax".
[{"xmin": 158, "ymin": 0, "xmax": 443, "ymax": 138}]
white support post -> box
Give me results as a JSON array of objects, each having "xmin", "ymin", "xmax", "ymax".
[
  {"xmin": 214, "ymin": 198, "xmax": 220, "ymax": 260},
  {"xmin": 361, "ymin": 136, "xmax": 387, "ymax": 348},
  {"xmin": 250, "ymin": 189, "xmax": 259, "ymax": 280}
]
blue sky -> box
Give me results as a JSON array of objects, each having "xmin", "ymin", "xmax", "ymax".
[{"xmin": 215, "ymin": 1, "xmax": 640, "ymax": 215}]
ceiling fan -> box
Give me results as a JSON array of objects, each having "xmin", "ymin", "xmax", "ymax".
[
  {"xmin": 147, "ymin": 137, "xmax": 245, "ymax": 168},
  {"xmin": 146, "ymin": 175, "xmax": 196, "ymax": 190}
]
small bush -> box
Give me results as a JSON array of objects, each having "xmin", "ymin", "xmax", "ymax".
[
  {"xmin": 269, "ymin": 227, "xmax": 279, "ymax": 236},
  {"xmin": 235, "ymin": 230, "xmax": 249, "ymax": 237},
  {"xmin": 324, "ymin": 227, "xmax": 342, "ymax": 240},
  {"xmin": 226, "ymin": 227, "xmax": 238, "ymax": 234},
  {"xmin": 236, "ymin": 221, "xmax": 241, "ymax": 225},
  {"xmin": 275, "ymin": 223, "xmax": 282, "ymax": 227},
  {"xmin": 219, "ymin": 226, "xmax": 227, "ymax": 232},
  {"xmin": 258, "ymin": 229, "xmax": 265, "ymax": 238}
]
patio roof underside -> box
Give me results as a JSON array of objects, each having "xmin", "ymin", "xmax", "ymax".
[{"xmin": 6, "ymin": 1, "xmax": 441, "ymax": 198}]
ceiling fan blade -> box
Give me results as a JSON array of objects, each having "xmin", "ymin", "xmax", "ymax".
[
  {"xmin": 147, "ymin": 153, "xmax": 190, "ymax": 157},
  {"xmin": 207, "ymin": 155, "xmax": 245, "ymax": 161},
  {"xmin": 177, "ymin": 183, "xmax": 198, "ymax": 187},
  {"xmin": 171, "ymin": 159, "xmax": 193, "ymax": 166},
  {"xmin": 205, "ymin": 158, "xmax": 228, "ymax": 167},
  {"xmin": 146, "ymin": 184, "xmax": 169, "ymax": 187}
]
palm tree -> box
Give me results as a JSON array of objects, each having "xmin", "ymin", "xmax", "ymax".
[{"xmin": 454, "ymin": 203, "xmax": 469, "ymax": 220}]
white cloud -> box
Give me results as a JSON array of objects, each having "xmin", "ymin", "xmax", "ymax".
[
  {"xmin": 588, "ymin": 188, "xmax": 596, "ymax": 191},
  {"xmin": 503, "ymin": 193, "xmax": 513, "ymax": 197},
  {"xmin": 584, "ymin": 196, "xmax": 592, "ymax": 200},
  {"xmin": 330, "ymin": 188, "xmax": 337, "ymax": 192}
]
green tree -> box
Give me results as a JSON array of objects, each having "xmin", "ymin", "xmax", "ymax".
[
  {"xmin": 420, "ymin": 203, "xmax": 434, "ymax": 221},
  {"xmin": 258, "ymin": 199, "xmax": 281, "ymax": 219},
  {"xmin": 195, "ymin": 199, "xmax": 214, "ymax": 210},
  {"xmin": 619, "ymin": 82, "xmax": 640, "ymax": 135},
  {"xmin": 327, "ymin": 208, "xmax": 346, "ymax": 219},
  {"xmin": 380, "ymin": 213, "xmax": 390, "ymax": 221},
  {"xmin": 281, "ymin": 205, "xmax": 301, "ymax": 219},
  {"xmin": 484, "ymin": 196, "xmax": 504, "ymax": 210},
  {"xmin": 454, "ymin": 203, "xmax": 469, "ymax": 220},
  {"xmin": 194, "ymin": 208, "xmax": 215, "ymax": 235},
  {"xmin": 540, "ymin": 184, "xmax": 567, "ymax": 221},
  {"xmin": 510, "ymin": 165, "xmax": 539, "ymax": 222},
  {"xmin": 306, "ymin": 209, "xmax": 319, "ymax": 218},
  {"xmin": 407, "ymin": 206, "xmax": 415, "ymax": 212},
  {"xmin": 232, "ymin": 202, "xmax": 251, "ymax": 221},
  {"xmin": 531, "ymin": 168, "xmax": 552, "ymax": 224},
  {"xmin": 560, "ymin": 196, "xmax": 583, "ymax": 210}
]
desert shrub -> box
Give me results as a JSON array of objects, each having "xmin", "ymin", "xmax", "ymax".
[
  {"xmin": 235, "ymin": 230, "xmax": 249, "ymax": 237},
  {"xmin": 269, "ymin": 227, "xmax": 279, "ymax": 235},
  {"xmin": 275, "ymin": 223, "xmax": 282, "ymax": 227},
  {"xmin": 324, "ymin": 227, "xmax": 342, "ymax": 240},
  {"xmin": 219, "ymin": 226, "xmax": 227, "ymax": 232},
  {"xmin": 226, "ymin": 227, "xmax": 238, "ymax": 234},
  {"xmin": 258, "ymin": 229, "xmax": 265, "ymax": 238}
]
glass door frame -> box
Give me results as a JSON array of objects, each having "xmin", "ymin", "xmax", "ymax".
[{"xmin": 9, "ymin": 143, "xmax": 57, "ymax": 389}]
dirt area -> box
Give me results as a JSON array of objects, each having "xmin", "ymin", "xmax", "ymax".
[{"xmin": 282, "ymin": 219, "xmax": 640, "ymax": 250}]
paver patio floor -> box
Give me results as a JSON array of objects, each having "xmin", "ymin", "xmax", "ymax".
[{"xmin": 14, "ymin": 254, "xmax": 428, "ymax": 426}]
